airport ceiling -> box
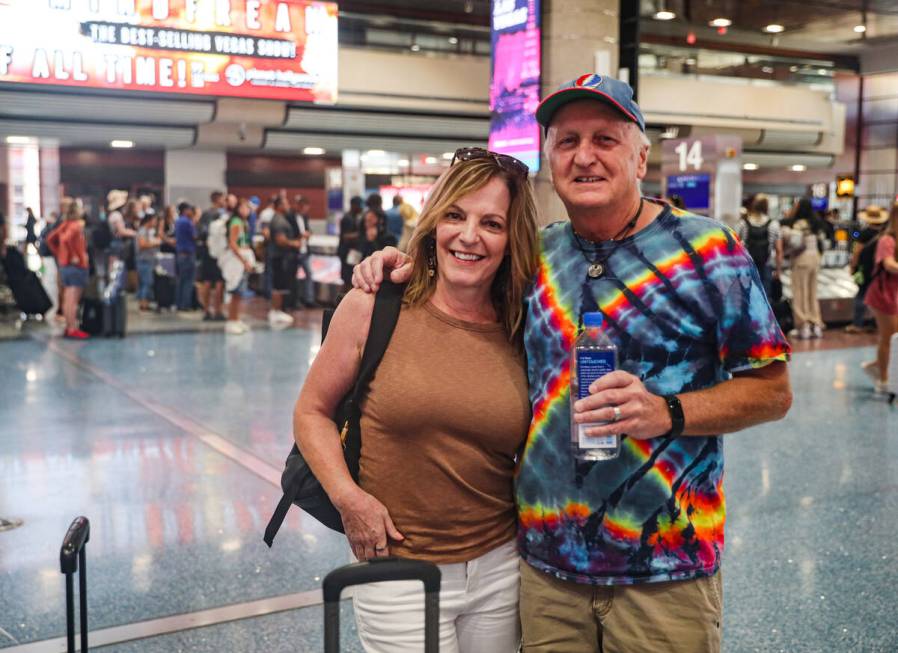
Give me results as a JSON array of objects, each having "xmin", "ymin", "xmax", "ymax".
[{"xmin": 340, "ymin": 0, "xmax": 898, "ymax": 56}]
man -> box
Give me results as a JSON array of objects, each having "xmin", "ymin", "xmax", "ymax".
[
  {"xmin": 267, "ymin": 196, "xmax": 300, "ymax": 326},
  {"xmin": 846, "ymin": 204, "xmax": 887, "ymax": 334},
  {"xmin": 338, "ymin": 196, "xmax": 363, "ymax": 288},
  {"xmin": 290, "ymin": 194, "xmax": 315, "ymax": 308},
  {"xmin": 354, "ymin": 74, "xmax": 792, "ymax": 652},
  {"xmin": 736, "ymin": 193, "xmax": 782, "ymax": 299},
  {"xmin": 174, "ymin": 201, "xmax": 197, "ymax": 311},
  {"xmin": 197, "ymin": 190, "xmax": 226, "ymax": 321},
  {"xmin": 384, "ymin": 195, "xmax": 404, "ymax": 243}
]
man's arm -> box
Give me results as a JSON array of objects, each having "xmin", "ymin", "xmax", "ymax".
[{"xmin": 574, "ymin": 361, "xmax": 792, "ymax": 439}]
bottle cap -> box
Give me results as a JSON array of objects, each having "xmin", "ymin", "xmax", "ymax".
[{"xmin": 583, "ymin": 312, "xmax": 603, "ymax": 328}]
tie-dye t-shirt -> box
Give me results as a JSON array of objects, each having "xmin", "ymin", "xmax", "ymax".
[{"xmin": 516, "ymin": 205, "xmax": 791, "ymax": 585}]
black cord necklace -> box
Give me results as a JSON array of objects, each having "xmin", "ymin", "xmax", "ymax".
[{"xmin": 570, "ymin": 197, "xmax": 644, "ymax": 280}]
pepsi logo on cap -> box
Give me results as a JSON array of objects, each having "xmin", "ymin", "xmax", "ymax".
[{"xmin": 575, "ymin": 73, "xmax": 604, "ymax": 88}]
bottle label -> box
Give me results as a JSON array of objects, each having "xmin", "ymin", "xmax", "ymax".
[{"xmin": 576, "ymin": 349, "xmax": 617, "ymax": 449}]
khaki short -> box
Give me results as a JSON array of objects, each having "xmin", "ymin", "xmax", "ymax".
[{"xmin": 520, "ymin": 560, "xmax": 722, "ymax": 653}]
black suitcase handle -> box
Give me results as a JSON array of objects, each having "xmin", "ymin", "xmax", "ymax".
[
  {"xmin": 323, "ymin": 557, "xmax": 440, "ymax": 653},
  {"xmin": 60, "ymin": 516, "xmax": 90, "ymax": 653}
]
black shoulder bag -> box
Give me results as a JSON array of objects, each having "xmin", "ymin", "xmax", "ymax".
[{"xmin": 263, "ymin": 280, "xmax": 405, "ymax": 547}]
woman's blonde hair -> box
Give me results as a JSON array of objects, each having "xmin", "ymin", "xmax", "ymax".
[
  {"xmin": 64, "ymin": 198, "xmax": 83, "ymax": 221},
  {"xmin": 404, "ymin": 156, "xmax": 540, "ymax": 340}
]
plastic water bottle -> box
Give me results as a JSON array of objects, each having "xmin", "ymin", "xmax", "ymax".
[{"xmin": 570, "ymin": 312, "xmax": 621, "ymax": 461}]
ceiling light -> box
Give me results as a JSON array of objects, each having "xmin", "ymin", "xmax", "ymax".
[
  {"xmin": 743, "ymin": 163, "xmax": 759, "ymax": 171},
  {"xmin": 762, "ymin": 66, "xmax": 774, "ymax": 74},
  {"xmin": 660, "ymin": 127, "xmax": 679, "ymax": 139},
  {"xmin": 110, "ymin": 140, "xmax": 134, "ymax": 148},
  {"xmin": 791, "ymin": 164, "xmax": 806, "ymax": 172},
  {"xmin": 5, "ymin": 135, "xmax": 32, "ymax": 145},
  {"xmin": 398, "ymin": 159, "xmax": 410, "ymax": 167},
  {"xmin": 818, "ymin": 68, "xmax": 829, "ymax": 75},
  {"xmin": 367, "ymin": 149, "xmax": 385, "ymax": 156},
  {"xmin": 853, "ymin": 24, "xmax": 866, "ymax": 33},
  {"xmin": 448, "ymin": 36, "xmax": 458, "ymax": 44},
  {"xmin": 303, "ymin": 147, "xmax": 325, "ymax": 156},
  {"xmin": 424, "ymin": 156, "xmax": 437, "ymax": 164},
  {"xmin": 764, "ymin": 24, "xmax": 784, "ymax": 33},
  {"xmin": 442, "ymin": 152, "xmax": 454, "ymax": 160},
  {"xmin": 654, "ymin": 10, "xmax": 676, "ymax": 20},
  {"xmin": 789, "ymin": 65, "xmax": 799, "ymax": 72},
  {"xmin": 410, "ymin": 43, "xmax": 420, "ymax": 52},
  {"xmin": 709, "ymin": 18, "xmax": 731, "ymax": 28}
]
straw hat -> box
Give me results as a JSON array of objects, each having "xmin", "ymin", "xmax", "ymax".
[
  {"xmin": 857, "ymin": 204, "xmax": 888, "ymax": 225},
  {"xmin": 106, "ymin": 189, "xmax": 128, "ymax": 212}
]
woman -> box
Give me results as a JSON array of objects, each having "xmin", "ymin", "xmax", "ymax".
[
  {"xmin": 355, "ymin": 208, "xmax": 397, "ymax": 260},
  {"xmin": 862, "ymin": 203, "xmax": 898, "ymax": 394},
  {"xmin": 220, "ymin": 198, "xmax": 255, "ymax": 335},
  {"xmin": 46, "ymin": 200, "xmax": 90, "ymax": 339},
  {"xmin": 135, "ymin": 213, "xmax": 161, "ymax": 311},
  {"xmin": 294, "ymin": 149, "xmax": 538, "ymax": 653},
  {"xmin": 107, "ymin": 194, "xmax": 136, "ymax": 266},
  {"xmin": 781, "ymin": 198, "xmax": 826, "ymax": 339}
]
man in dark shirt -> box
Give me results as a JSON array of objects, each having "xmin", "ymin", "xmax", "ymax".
[
  {"xmin": 846, "ymin": 205, "xmax": 887, "ymax": 333},
  {"xmin": 197, "ymin": 191, "xmax": 226, "ymax": 320},
  {"xmin": 338, "ymin": 196, "xmax": 363, "ymax": 288},
  {"xmin": 291, "ymin": 194, "xmax": 315, "ymax": 307},
  {"xmin": 267, "ymin": 196, "xmax": 301, "ymax": 326},
  {"xmin": 174, "ymin": 202, "xmax": 197, "ymax": 311}
]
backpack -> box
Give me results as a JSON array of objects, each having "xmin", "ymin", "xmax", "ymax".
[
  {"xmin": 263, "ymin": 280, "xmax": 406, "ymax": 546},
  {"xmin": 206, "ymin": 215, "xmax": 229, "ymax": 259},
  {"xmin": 91, "ymin": 220, "xmax": 113, "ymax": 251},
  {"xmin": 742, "ymin": 217, "xmax": 771, "ymax": 267}
]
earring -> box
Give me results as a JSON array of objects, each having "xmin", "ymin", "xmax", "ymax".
[{"xmin": 426, "ymin": 239, "xmax": 436, "ymax": 277}]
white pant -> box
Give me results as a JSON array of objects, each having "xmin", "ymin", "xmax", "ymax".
[{"xmin": 352, "ymin": 540, "xmax": 520, "ymax": 653}]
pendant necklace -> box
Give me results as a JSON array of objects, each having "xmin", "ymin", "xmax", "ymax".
[{"xmin": 571, "ymin": 198, "xmax": 644, "ymax": 280}]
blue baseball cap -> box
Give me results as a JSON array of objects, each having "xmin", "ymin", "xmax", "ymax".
[
  {"xmin": 248, "ymin": 195, "xmax": 261, "ymax": 207},
  {"xmin": 536, "ymin": 74, "xmax": 645, "ymax": 132}
]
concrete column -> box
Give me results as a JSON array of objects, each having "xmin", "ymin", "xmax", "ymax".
[
  {"xmin": 534, "ymin": 0, "xmax": 620, "ymax": 224},
  {"xmin": 164, "ymin": 149, "xmax": 227, "ymax": 208},
  {"xmin": 40, "ymin": 144, "xmax": 60, "ymax": 220}
]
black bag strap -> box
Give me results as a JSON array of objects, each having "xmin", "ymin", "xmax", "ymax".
[{"xmin": 263, "ymin": 282, "xmax": 405, "ymax": 547}]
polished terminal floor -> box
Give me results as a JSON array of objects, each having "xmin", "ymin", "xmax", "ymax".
[{"xmin": 0, "ymin": 320, "xmax": 895, "ymax": 652}]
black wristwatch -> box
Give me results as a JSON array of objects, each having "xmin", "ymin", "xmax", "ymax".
[{"xmin": 663, "ymin": 394, "xmax": 685, "ymax": 437}]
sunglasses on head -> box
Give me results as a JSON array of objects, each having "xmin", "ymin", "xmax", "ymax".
[{"xmin": 450, "ymin": 147, "xmax": 529, "ymax": 180}]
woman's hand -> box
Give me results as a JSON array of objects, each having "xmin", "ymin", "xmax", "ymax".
[
  {"xmin": 335, "ymin": 486, "xmax": 404, "ymax": 561},
  {"xmin": 351, "ymin": 246, "xmax": 412, "ymax": 292}
]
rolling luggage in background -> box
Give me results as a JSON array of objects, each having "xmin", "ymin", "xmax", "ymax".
[
  {"xmin": 102, "ymin": 294, "xmax": 127, "ymax": 337},
  {"xmin": 1, "ymin": 247, "xmax": 52, "ymax": 316},
  {"xmin": 154, "ymin": 253, "xmax": 176, "ymax": 310},
  {"xmin": 323, "ymin": 558, "xmax": 440, "ymax": 653},
  {"xmin": 80, "ymin": 297, "xmax": 104, "ymax": 336},
  {"xmin": 888, "ymin": 333, "xmax": 898, "ymax": 405},
  {"xmin": 60, "ymin": 516, "xmax": 90, "ymax": 653}
]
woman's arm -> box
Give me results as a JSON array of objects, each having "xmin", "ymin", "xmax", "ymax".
[
  {"xmin": 293, "ymin": 289, "xmax": 404, "ymax": 559},
  {"xmin": 228, "ymin": 221, "xmax": 251, "ymax": 270}
]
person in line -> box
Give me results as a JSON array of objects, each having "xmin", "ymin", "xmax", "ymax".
[
  {"xmin": 106, "ymin": 192, "xmax": 136, "ymax": 267},
  {"xmin": 296, "ymin": 149, "xmax": 539, "ymax": 653},
  {"xmin": 221, "ymin": 198, "xmax": 255, "ymax": 335},
  {"xmin": 781, "ymin": 197, "xmax": 827, "ymax": 339},
  {"xmin": 862, "ymin": 203, "xmax": 898, "ymax": 394},
  {"xmin": 846, "ymin": 204, "xmax": 887, "ymax": 334},
  {"xmin": 37, "ymin": 210, "xmax": 61, "ymax": 320},
  {"xmin": 291, "ymin": 195, "xmax": 316, "ymax": 308},
  {"xmin": 47, "ymin": 200, "xmax": 90, "ymax": 339},
  {"xmin": 354, "ymin": 74, "xmax": 792, "ymax": 653},
  {"xmin": 736, "ymin": 193, "xmax": 782, "ymax": 299},
  {"xmin": 267, "ymin": 196, "xmax": 298, "ymax": 326},
  {"xmin": 366, "ymin": 193, "xmax": 387, "ymax": 231},
  {"xmin": 197, "ymin": 191, "xmax": 227, "ymax": 321},
  {"xmin": 174, "ymin": 201, "xmax": 197, "ymax": 312},
  {"xmin": 135, "ymin": 213, "xmax": 162, "ymax": 311},
  {"xmin": 354, "ymin": 209, "xmax": 397, "ymax": 261},
  {"xmin": 397, "ymin": 196, "xmax": 420, "ymax": 253},
  {"xmin": 257, "ymin": 194, "xmax": 278, "ymax": 299},
  {"xmin": 24, "ymin": 207, "xmax": 38, "ymax": 252},
  {"xmin": 384, "ymin": 195, "xmax": 405, "ymax": 243},
  {"xmin": 338, "ymin": 196, "xmax": 364, "ymax": 289}
]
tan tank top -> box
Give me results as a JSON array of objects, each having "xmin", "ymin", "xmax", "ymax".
[{"xmin": 359, "ymin": 302, "xmax": 530, "ymax": 564}]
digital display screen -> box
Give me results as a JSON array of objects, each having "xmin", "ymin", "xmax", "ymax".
[
  {"xmin": 488, "ymin": 0, "xmax": 540, "ymax": 173},
  {"xmin": 667, "ymin": 173, "xmax": 711, "ymax": 210},
  {"xmin": 0, "ymin": 0, "xmax": 337, "ymax": 103}
]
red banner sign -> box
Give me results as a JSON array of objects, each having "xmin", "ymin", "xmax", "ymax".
[{"xmin": 0, "ymin": 0, "xmax": 338, "ymax": 103}]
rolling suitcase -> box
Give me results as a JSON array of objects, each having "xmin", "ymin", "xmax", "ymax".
[
  {"xmin": 1, "ymin": 247, "xmax": 52, "ymax": 316},
  {"xmin": 153, "ymin": 272, "xmax": 176, "ymax": 310},
  {"xmin": 323, "ymin": 558, "xmax": 440, "ymax": 653},
  {"xmin": 888, "ymin": 333, "xmax": 898, "ymax": 405},
  {"xmin": 80, "ymin": 297, "xmax": 104, "ymax": 335},
  {"xmin": 60, "ymin": 516, "xmax": 90, "ymax": 653},
  {"xmin": 102, "ymin": 294, "xmax": 127, "ymax": 338}
]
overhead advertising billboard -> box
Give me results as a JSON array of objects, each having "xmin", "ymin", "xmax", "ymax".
[
  {"xmin": 0, "ymin": 0, "xmax": 338, "ymax": 103},
  {"xmin": 488, "ymin": 0, "xmax": 540, "ymax": 173}
]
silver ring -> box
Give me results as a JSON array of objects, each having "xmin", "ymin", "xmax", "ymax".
[{"xmin": 611, "ymin": 406, "xmax": 622, "ymax": 423}]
